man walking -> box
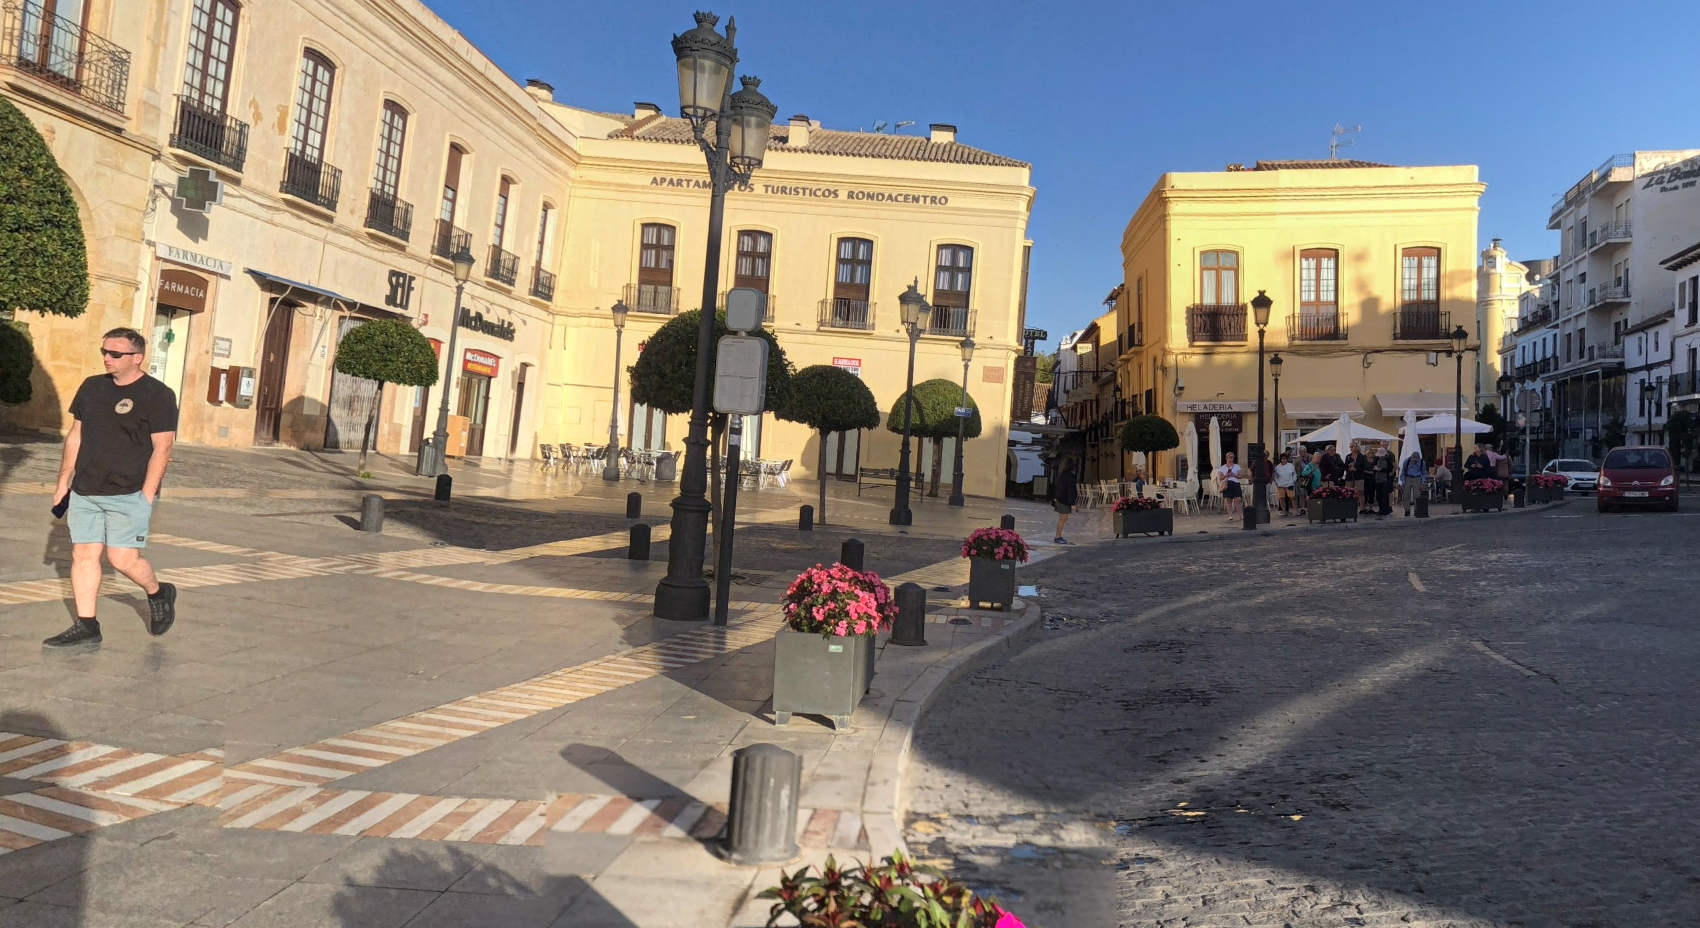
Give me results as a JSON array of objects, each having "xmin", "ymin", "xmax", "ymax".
[{"xmin": 45, "ymin": 328, "xmax": 179, "ymax": 647}]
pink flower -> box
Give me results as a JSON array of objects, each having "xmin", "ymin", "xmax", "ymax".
[{"xmin": 995, "ymin": 912, "xmax": 1026, "ymax": 928}]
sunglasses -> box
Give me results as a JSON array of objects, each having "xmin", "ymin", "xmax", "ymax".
[{"xmin": 100, "ymin": 349, "xmax": 140, "ymax": 359}]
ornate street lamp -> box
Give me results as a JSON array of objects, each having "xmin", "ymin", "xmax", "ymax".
[
  {"xmin": 1248, "ymin": 289, "xmax": 1273, "ymax": 528},
  {"xmin": 603, "ymin": 300, "xmax": 630, "ymax": 481},
  {"xmin": 419, "ymin": 248, "xmax": 477, "ymax": 478},
  {"xmin": 1449, "ymin": 324, "xmax": 1470, "ymax": 482},
  {"xmin": 1269, "ymin": 352, "xmax": 1284, "ymax": 464},
  {"xmin": 890, "ymin": 281, "xmax": 928, "ymax": 526},
  {"xmin": 654, "ymin": 12, "xmax": 776, "ymax": 622},
  {"xmin": 948, "ymin": 336, "xmax": 975, "ymax": 506}
]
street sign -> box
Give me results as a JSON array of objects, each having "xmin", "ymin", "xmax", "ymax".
[
  {"xmin": 954, "ymin": 406, "xmax": 973, "ymax": 418},
  {"xmin": 1517, "ymin": 415, "xmax": 1527, "ymax": 428},
  {"xmin": 1518, "ymin": 388, "xmax": 1541, "ymax": 413},
  {"xmin": 725, "ymin": 287, "xmax": 765, "ymax": 333},
  {"xmin": 713, "ymin": 335, "xmax": 769, "ymax": 415}
]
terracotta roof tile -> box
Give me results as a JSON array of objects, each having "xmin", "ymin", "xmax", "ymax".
[
  {"xmin": 606, "ymin": 116, "xmax": 1027, "ymax": 168},
  {"xmin": 1247, "ymin": 159, "xmax": 1397, "ymax": 170}
]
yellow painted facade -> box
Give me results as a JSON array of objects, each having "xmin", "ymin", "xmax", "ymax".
[
  {"xmin": 1476, "ymin": 238, "xmax": 1536, "ymax": 411},
  {"xmin": 1112, "ymin": 162, "xmax": 1485, "ymax": 478}
]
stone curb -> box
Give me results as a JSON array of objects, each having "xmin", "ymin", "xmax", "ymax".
[
  {"xmin": 859, "ymin": 598, "xmax": 1042, "ymax": 859},
  {"xmin": 1094, "ymin": 497, "xmax": 1573, "ymax": 548}
]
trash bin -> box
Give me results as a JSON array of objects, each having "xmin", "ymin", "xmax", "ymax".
[{"xmin": 653, "ymin": 452, "xmax": 678, "ymax": 482}]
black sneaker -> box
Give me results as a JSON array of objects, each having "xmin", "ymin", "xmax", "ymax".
[
  {"xmin": 44, "ymin": 619, "xmax": 101, "ymax": 648},
  {"xmin": 147, "ymin": 582, "xmax": 177, "ymax": 637}
]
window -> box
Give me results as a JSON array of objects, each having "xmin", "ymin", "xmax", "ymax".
[
  {"xmin": 734, "ymin": 230, "xmax": 772, "ymax": 292},
  {"xmin": 1199, "ymin": 251, "xmax": 1237, "ymax": 304},
  {"xmin": 534, "ymin": 205, "xmax": 552, "ymax": 266},
  {"xmin": 933, "ymin": 245, "xmax": 973, "ymax": 306},
  {"xmin": 182, "ymin": 0, "xmax": 238, "ymax": 113},
  {"xmin": 1135, "ymin": 275, "xmax": 1145, "ymax": 340},
  {"xmin": 1686, "ymin": 275, "xmax": 1699, "ymax": 327},
  {"xmin": 439, "ymin": 144, "xmax": 464, "ymax": 225},
  {"xmin": 1565, "ymin": 332, "xmax": 1572, "ymax": 361},
  {"xmin": 290, "ymin": 50, "xmax": 335, "ymax": 161},
  {"xmin": 637, "ymin": 223, "xmax": 676, "ymax": 312},
  {"xmin": 372, "ymin": 101, "xmax": 407, "ymax": 196},
  {"xmin": 1578, "ymin": 327, "xmax": 1587, "ymax": 357},
  {"xmin": 491, "ymin": 177, "xmax": 512, "ymax": 249},
  {"xmin": 1400, "ymin": 248, "xmax": 1439, "ymax": 307},
  {"xmin": 832, "ymin": 237, "xmax": 874, "ymax": 326},
  {"xmin": 1300, "ymin": 249, "xmax": 1338, "ymax": 314}
]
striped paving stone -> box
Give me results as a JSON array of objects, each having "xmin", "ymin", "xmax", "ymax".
[
  {"xmin": 0, "ymin": 734, "xmax": 224, "ymax": 800},
  {"xmin": 0, "ymin": 787, "xmax": 186, "ymax": 854},
  {"xmin": 226, "ymin": 613, "xmax": 784, "ymax": 790}
]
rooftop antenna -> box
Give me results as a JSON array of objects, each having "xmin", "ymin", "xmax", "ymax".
[
  {"xmin": 894, "ymin": 120, "xmax": 915, "ymax": 132},
  {"xmin": 1330, "ymin": 123, "xmax": 1361, "ymax": 160},
  {"xmin": 872, "ymin": 120, "xmax": 888, "ymax": 133}
]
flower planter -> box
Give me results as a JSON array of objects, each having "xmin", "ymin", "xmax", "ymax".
[
  {"xmin": 1115, "ymin": 508, "xmax": 1173, "ymax": 537},
  {"xmin": 967, "ymin": 557, "xmax": 1016, "ymax": 610},
  {"xmin": 1306, "ymin": 498, "xmax": 1358, "ymax": 524},
  {"xmin": 1528, "ymin": 486, "xmax": 1553, "ymax": 504},
  {"xmin": 773, "ymin": 627, "xmax": 872, "ymax": 730},
  {"xmin": 1461, "ymin": 491, "xmax": 1505, "ymax": 512}
]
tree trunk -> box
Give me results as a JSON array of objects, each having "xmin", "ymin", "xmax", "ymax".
[
  {"xmin": 357, "ymin": 382, "xmax": 383, "ymax": 475},
  {"xmin": 928, "ymin": 437, "xmax": 944, "ymax": 496},
  {"xmin": 817, "ymin": 430, "xmax": 829, "ymax": 525}
]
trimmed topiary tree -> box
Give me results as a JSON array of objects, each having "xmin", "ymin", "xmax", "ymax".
[
  {"xmin": 332, "ymin": 319, "xmax": 439, "ymax": 474},
  {"xmin": 1, "ymin": 97, "xmax": 90, "ymax": 405},
  {"xmin": 885, "ymin": 378, "xmax": 981, "ymax": 496},
  {"xmin": 777, "ymin": 364, "xmax": 880, "ymax": 524},
  {"xmin": 1120, "ymin": 414, "xmax": 1180, "ymax": 478}
]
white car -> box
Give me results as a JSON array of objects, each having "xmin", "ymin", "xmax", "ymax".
[{"xmin": 1542, "ymin": 458, "xmax": 1598, "ymax": 494}]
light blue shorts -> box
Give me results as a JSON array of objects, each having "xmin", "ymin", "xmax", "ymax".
[{"xmin": 68, "ymin": 492, "xmax": 154, "ymax": 548}]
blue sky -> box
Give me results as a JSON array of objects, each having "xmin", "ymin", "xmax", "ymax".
[{"xmin": 423, "ymin": 0, "xmax": 1700, "ymax": 340}]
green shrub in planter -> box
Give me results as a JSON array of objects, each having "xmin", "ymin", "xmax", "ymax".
[{"xmin": 759, "ymin": 853, "xmax": 1023, "ymax": 927}]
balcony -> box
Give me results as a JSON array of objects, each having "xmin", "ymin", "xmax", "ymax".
[
  {"xmin": 1517, "ymin": 306, "xmax": 1554, "ymax": 333},
  {"xmin": 1670, "ymin": 370, "xmax": 1700, "ymax": 399},
  {"xmin": 924, "ymin": 305, "xmax": 975, "ymax": 338},
  {"xmin": 1549, "ymin": 153, "xmax": 1632, "ymax": 228},
  {"xmin": 1588, "ymin": 283, "xmax": 1631, "ymax": 309},
  {"xmin": 1186, "ymin": 303, "xmax": 1247, "ymax": 343},
  {"xmin": 169, "ymin": 95, "xmax": 248, "ymax": 171},
  {"xmin": 280, "ymin": 150, "xmax": 341, "ymax": 211},
  {"xmin": 485, "ymin": 244, "xmax": 518, "ymax": 286},
  {"xmin": 1, "ymin": 1, "xmax": 130, "ymax": 113},
  {"xmin": 1588, "ymin": 220, "xmax": 1632, "ymax": 252},
  {"xmin": 817, "ymin": 298, "xmax": 876, "ymax": 331},
  {"xmin": 1121, "ymin": 326, "xmax": 1144, "ymax": 353},
  {"xmin": 1393, "ymin": 304, "xmax": 1450, "ymax": 341},
  {"xmin": 1286, "ymin": 311, "xmax": 1347, "ymax": 342},
  {"xmin": 625, "ymin": 282, "xmax": 680, "ymax": 315},
  {"xmin": 363, "ymin": 189, "xmax": 412, "ymax": 241},
  {"xmin": 530, "ymin": 267, "xmax": 555, "ymax": 302},
  {"xmin": 432, "ymin": 220, "xmax": 471, "ymax": 260}
]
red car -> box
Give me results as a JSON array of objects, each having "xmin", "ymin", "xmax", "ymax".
[{"xmin": 1596, "ymin": 445, "xmax": 1680, "ymax": 512}]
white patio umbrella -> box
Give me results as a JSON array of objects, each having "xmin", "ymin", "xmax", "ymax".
[
  {"xmin": 1297, "ymin": 419, "xmax": 1399, "ymax": 445},
  {"xmin": 1209, "ymin": 415, "xmax": 1223, "ymax": 473},
  {"xmin": 1182, "ymin": 420, "xmax": 1200, "ymax": 496},
  {"xmin": 1395, "ymin": 409, "xmax": 1421, "ymax": 468},
  {"xmin": 1401, "ymin": 414, "xmax": 1493, "ymax": 436}
]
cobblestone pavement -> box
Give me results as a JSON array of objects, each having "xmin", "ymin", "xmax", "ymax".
[{"xmin": 904, "ymin": 503, "xmax": 1700, "ymax": 927}]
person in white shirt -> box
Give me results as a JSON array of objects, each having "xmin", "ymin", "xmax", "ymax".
[
  {"xmin": 1216, "ymin": 452, "xmax": 1244, "ymax": 523},
  {"xmin": 1273, "ymin": 451, "xmax": 1297, "ymax": 515}
]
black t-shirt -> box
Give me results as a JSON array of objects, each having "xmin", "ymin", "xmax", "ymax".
[{"xmin": 68, "ymin": 373, "xmax": 178, "ymax": 496}]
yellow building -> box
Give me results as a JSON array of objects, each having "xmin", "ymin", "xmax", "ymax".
[
  {"xmin": 1476, "ymin": 237, "xmax": 1538, "ymax": 412},
  {"xmin": 1116, "ymin": 159, "xmax": 1485, "ymax": 477},
  {"xmin": 535, "ymin": 103, "xmax": 1035, "ymax": 498}
]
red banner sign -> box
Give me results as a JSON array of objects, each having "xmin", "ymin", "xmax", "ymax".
[{"xmin": 462, "ymin": 348, "xmax": 500, "ymax": 377}]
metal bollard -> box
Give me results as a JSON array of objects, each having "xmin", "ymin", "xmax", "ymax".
[
  {"xmin": 891, "ymin": 582, "xmax": 927, "ymax": 647},
  {"xmin": 1415, "ymin": 496, "xmax": 1430, "ymax": 518},
  {"xmin": 721, "ymin": 743, "xmax": 801, "ymax": 866},
  {"xmin": 1512, "ymin": 487, "xmax": 1527, "ymax": 509},
  {"xmin": 799, "ymin": 505, "xmax": 813, "ymax": 531},
  {"xmin": 628, "ymin": 524, "xmax": 650, "ymax": 560},
  {"xmin": 1242, "ymin": 506, "xmax": 1258, "ymax": 531},
  {"xmin": 626, "ymin": 491, "xmax": 642, "ymax": 519},
  {"xmin": 999, "ymin": 514, "xmax": 1016, "ymax": 531},
  {"xmin": 840, "ymin": 538, "xmax": 864, "ymax": 571},
  {"xmin": 359, "ymin": 494, "xmax": 384, "ymax": 533},
  {"xmin": 434, "ymin": 473, "xmax": 452, "ymax": 502}
]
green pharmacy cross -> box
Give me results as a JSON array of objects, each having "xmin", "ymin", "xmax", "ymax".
[{"xmin": 174, "ymin": 168, "xmax": 223, "ymax": 213}]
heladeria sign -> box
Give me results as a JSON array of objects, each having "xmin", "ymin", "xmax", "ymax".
[{"xmin": 649, "ymin": 176, "xmax": 950, "ymax": 206}]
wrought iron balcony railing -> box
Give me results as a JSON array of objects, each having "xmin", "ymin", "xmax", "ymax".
[
  {"xmin": 625, "ymin": 282, "xmax": 680, "ymax": 315},
  {"xmin": 364, "ymin": 189, "xmax": 412, "ymax": 241},
  {"xmin": 818, "ymin": 298, "xmax": 876, "ymax": 331},
  {"xmin": 170, "ymin": 95, "xmax": 248, "ymax": 170},
  {"xmin": 1287, "ymin": 310, "xmax": 1347, "ymax": 341},
  {"xmin": 432, "ymin": 220, "xmax": 471, "ymax": 260},
  {"xmin": 1186, "ymin": 303, "xmax": 1247, "ymax": 343},
  {"xmin": 280, "ymin": 149, "xmax": 341, "ymax": 211},
  {"xmin": 530, "ymin": 266, "xmax": 556, "ymax": 301},
  {"xmin": 486, "ymin": 244, "xmax": 519, "ymax": 286},
  {"xmin": 1393, "ymin": 304, "xmax": 1449, "ymax": 341},
  {"xmin": 924, "ymin": 305, "xmax": 975, "ymax": 338},
  {"xmin": 1, "ymin": 1, "xmax": 130, "ymax": 113}
]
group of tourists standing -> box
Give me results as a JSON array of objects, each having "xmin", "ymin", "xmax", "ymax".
[{"xmin": 1266, "ymin": 440, "xmax": 1441, "ymax": 519}]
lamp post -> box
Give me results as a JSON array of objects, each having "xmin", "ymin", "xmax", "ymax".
[
  {"xmin": 421, "ymin": 248, "xmax": 476, "ymax": 477},
  {"xmin": 1269, "ymin": 352, "xmax": 1283, "ymax": 463},
  {"xmin": 890, "ymin": 281, "xmax": 928, "ymax": 526},
  {"xmin": 1450, "ymin": 324, "xmax": 1469, "ymax": 481},
  {"xmin": 654, "ymin": 12, "xmax": 776, "ymax": 621},
  {"xmin": 948, "ymin": 336, "xmax": 975, "ymax": 506},
  {"xmin": 1497, "ymin": 370, "xmax": 1513, "ymax": 465},
  {"xmin": 1249, "ymin": 290, "xmax": 1273, "ymax": 526},
  {"xmin": 602, "ymin": 300, "xmax": 630, "ymax": 481}
]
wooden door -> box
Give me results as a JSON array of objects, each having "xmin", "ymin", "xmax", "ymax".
[
  {"xmin": 507, "ymin": 364, "xmax": 528, "ymax": 455},
  {"xmin": 457, "ymin": 372, "xmax": 491, "ymax": 457},
  {"xmin": 254, "ymin": 302, "xmax": 294, "ymax": 444}
]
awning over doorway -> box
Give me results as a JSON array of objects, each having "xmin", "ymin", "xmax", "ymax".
[
  {"xmin": 246, "ymin": 269, "xmax": 347, "ymax": 303},
  {"xmin": 1281, "ymin": 396, "xmax": 1364, "ymax": 418},
  {"xmin": 1375, "ymin": 393, "xmax": 1456, "ymax": 416}
]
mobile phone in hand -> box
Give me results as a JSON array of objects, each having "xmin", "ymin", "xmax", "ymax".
[{"xmin": 52, "ymin": 494, "xmax": 69, "ymax": 519}]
